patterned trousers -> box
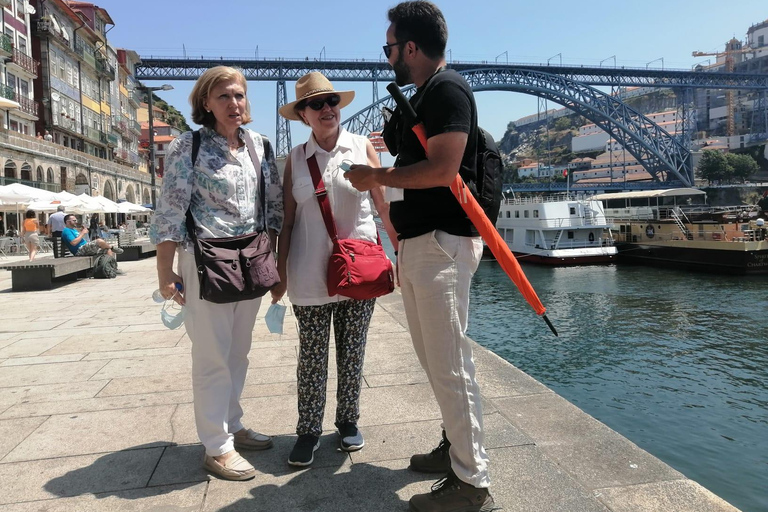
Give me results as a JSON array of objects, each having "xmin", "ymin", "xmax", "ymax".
[{"xmin": 293, "ymin": 298, "xmax": 376, "ymax": 437}]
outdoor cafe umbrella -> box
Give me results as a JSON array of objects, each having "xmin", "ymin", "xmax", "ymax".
[
  {"xmin": 0, "ymin": 183, "xmax": 58, "ymax": 231},
  {"xmin": 384, "ymin": 83, "xmax": 557, "ymax": 336},
  {"xmin": 117, "ymin": 201, "xmax": 151, "ymax": 214}
]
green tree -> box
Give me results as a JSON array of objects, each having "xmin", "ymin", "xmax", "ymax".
[
  {"xmin": 553, "ymin": 117, "xmax": 571, "ymax": 131},
  {"xmin": 726, "ymin": 153, "xmax": 759, "ymax": 183},
  {"xmin": 697, "ymin": 150, "xmax": 730, "ymax": 184}
]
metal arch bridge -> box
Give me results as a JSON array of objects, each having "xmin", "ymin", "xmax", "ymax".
[
  {"xmin": 135, "ymin": 58, "xmax": 768, "ymax": 186},
  {"xmin": 344, "ymin": 68, "xmax": 695, "ymax": 185},
  {"xmin": 135, "ymin": 58, "xmax": 768, "ymax": 89}
]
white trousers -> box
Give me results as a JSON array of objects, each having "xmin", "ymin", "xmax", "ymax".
[
  {"xmin": 178, "ymin": 249, "xmax": 262, "ymax": 456},
  {"xmin": 399, "ymin": 230, "xmax": 490, "ymax": 488}
]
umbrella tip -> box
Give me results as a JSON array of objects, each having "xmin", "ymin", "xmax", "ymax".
[{"xmin": 542, "ymin": 314, "xmax": 558, "ymax": 337}]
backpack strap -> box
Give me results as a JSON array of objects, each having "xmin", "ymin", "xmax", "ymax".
[{"xmin": 191, "ymin": 130, "xmax": 201, "ymax": 167}]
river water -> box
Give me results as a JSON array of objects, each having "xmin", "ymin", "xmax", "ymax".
[{"xmin": 468, "ymin": 261, "xmax": 768, "ymax": 512}]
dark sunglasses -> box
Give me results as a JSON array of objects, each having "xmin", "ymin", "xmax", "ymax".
[
  {"xmin": 303, "ymin": 94, "xmax": 341, "ymax": 111},
  {"xmin": 382, "ymin": 41, "xmax": 406, "ymax": 58}
]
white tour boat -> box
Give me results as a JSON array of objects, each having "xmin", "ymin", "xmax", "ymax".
[{"xmin": 495, "ymin": 194, "xmax": 617, "ymax": 265}]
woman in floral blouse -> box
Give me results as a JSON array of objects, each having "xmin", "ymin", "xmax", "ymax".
[{"xmin": 150, "ymin": 66, "xmax": 283, "ymax": 481}]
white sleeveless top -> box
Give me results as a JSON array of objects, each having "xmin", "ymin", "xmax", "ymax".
[{"xmin": 287, "ymin": 129, "xmax": 377, "ymax": 306}]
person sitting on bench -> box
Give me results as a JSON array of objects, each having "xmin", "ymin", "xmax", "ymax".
[{"xmin": 61, "ymin": 214, "xmax": 124, "ymax": 257}]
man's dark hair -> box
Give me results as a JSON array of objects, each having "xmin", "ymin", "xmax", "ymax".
[
  {"xmin": 63, "ymin": 214, "xmax": 76, "ymax": 223},
  {"xmin": 387, "ymin": 1, "xmax": 447, "ymax": 60}
]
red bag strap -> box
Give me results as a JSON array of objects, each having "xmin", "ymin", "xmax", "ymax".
[{"xmin": 305, "ymin": 145, "xmax": 339, "ymax": 243}]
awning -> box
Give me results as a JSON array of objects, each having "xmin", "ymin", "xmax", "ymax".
[
  {"xmin": 0, "ymin": 97, "xmax": 20, "ymax": 110},
  {"xmin": 591, "ymin": 188, "xmax": 705, "ymax": 201}
]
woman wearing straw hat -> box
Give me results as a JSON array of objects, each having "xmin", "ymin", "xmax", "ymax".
[{"xmin": 273, "ymin": 72, "xmax": 398, "ymax": 466}]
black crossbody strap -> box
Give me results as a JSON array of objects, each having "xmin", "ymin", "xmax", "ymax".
[{"xmin": 185, "ymin": 130, "xmax": 268, "ymax": 248}]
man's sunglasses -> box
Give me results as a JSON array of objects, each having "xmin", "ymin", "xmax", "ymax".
[
  {"xmin": 382, "ymin": 41, "xmax": 406, "ymax": 58},
  {"xmin": 302, "ymin": 94, "xmax": 341, "ymax": 111}
]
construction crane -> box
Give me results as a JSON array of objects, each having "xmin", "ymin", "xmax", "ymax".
[{"xmin": 693, "ymin": 39, "xmax": 755, "ymax": 136}]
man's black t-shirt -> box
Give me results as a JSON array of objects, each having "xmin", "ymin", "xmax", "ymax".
[{"xmin": 389, "ymin": 69, "xmax": 478, "ymax": 239}]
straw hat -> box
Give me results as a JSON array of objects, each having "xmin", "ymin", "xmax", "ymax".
[{"xmin": 278, "ymin": 72, "xmax": 355, "ymax": 121}]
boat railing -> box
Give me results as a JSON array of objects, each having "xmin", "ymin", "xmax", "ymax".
[
  {"xmin": 527, "ymin": 237, "xmax": 614, "ymax": 250},
  {"xmin": 613, "ymin": 228, "xmax": 764, "ymax": 243}
]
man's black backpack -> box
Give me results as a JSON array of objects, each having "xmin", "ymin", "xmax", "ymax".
[
  {"xmin": 382, "ymin": 106, "xmax": 503, "ymax": 222},
  {"xmin": 470, "ymin": 128, "xmax": 503, "ymax": 222},
  {"xmin": 93, "ymin": 253, "xmax": 118, "ymax": 279}
]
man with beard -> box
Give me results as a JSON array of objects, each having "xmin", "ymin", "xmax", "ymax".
[{"xmin": 345, "ymin": 2, "xmax": 493, "ymax": 511}]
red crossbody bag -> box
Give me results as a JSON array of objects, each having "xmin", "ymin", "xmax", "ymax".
[{"xmin": 306, "ymin": 152, "xmax": 394, "ymax": 300}]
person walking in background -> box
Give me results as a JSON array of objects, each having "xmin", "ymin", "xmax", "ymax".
[
  {"xmin": 345, "ymin": 2, "xmax": 494, "ymax": 510},
  {"xmin": 20, "ymin": 210, "xmax": 40, "ymax": 261},
  {"xmin": 47, "ymin": 205, "xmax": 66, "ymax": 258},
  {"xmin": 272, "ymin": 72, "xmax": 398, "ymax": 467},
  {"xmin": 89, "ymin": 215, "xmax": 100, "ymax": 241},
  {"xmin": 150, "ymin": 66, "xmax": 283, "ymax": 482}
]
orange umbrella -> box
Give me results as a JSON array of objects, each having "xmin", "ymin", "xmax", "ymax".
[{"xmin": 386, "ymin": 83, "xmax": 557, "ymax": 336}]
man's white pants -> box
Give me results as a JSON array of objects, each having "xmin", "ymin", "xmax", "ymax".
[
  {"xmin": 178, "ymin": 249, "xmax": 262, "ymax": 457},
  {"xmin": 399, "ymin": 230, "xmax": 490, "ymax": 488}
]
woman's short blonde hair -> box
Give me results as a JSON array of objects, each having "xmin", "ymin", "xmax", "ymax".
[{"xmin": 189, "ymin": 66, "xmax": 252, "ymax": 128}]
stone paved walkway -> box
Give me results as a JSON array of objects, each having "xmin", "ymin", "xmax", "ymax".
[{"xmin": 0, "ymin": 255, "xmax": 739, "ymax": 511}]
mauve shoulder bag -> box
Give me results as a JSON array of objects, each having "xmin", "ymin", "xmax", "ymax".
[{"xmin": 184, "ymin": 130, "xmax": 279, "ymax": 303}]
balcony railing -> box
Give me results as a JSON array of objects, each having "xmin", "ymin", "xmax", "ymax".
[
  {"xmin": 16, "ymin": 95, "xmax": 38, "ymax": 118},
  {"xmin": 95, "ymin": 56, "xmax": 115, "ymax": 79},
  {"xmin": 0, "ymin": 176, "xmax": 61, "ymax": 193},
  {"xmin": 34, "ymin": 19, "xmax": 70, "ymax": 48},
  {"xmin": 11, "ymin": 47, "xmax": 39, "ymax": 76},
  {"xmin": 107, "ymin": 133, "xmax": 119, "ymax": 146},
  {"xmin": 128, "ymin": 88, "xmax": 142, "ymax": 107},
  {"xmin": 0, "ymin": 33, "xmax": 11, "ymax": 56},
  {"xmin": 0, "ymin": 83, "xmax": 15, "ymax": 102},
  {"xmin": 84, "ymin": 126, "xmax": 104, "ymax": 143},
  {"xmin": 130, "ymin": 120, "xmax": 141, "ymax": 134}
]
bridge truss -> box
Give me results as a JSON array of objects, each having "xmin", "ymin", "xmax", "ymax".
[{"xmin": 135, "ymin": 58, "xmax": 768, "ymax": 186}]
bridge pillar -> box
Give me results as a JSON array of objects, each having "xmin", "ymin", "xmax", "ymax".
[
  {"xmin": 372, "ymin": 69, "xmax": 379, "ymax": 104},
  {"xmin": 275, "ymin": 81, "xmax": 292, "ymax": 157}
]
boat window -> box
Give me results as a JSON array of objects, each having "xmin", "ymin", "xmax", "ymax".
[
  {"xmin": 515, "ymin": 211, "xmax": 520, "ymax": 218},
  {"xmin": 505, "ymin": 211, "xmax": 510, "ymax": 218},
  {"xmin": 524, "ymin": 210, "xmax": 529, "ymax": 218},
  {"xmin": 533, "ymin": 210, "xmax": 539, "ymax": 218},
  {"xmin": 569, "ymin": 207, "xmax": 576, "ymax": 215},
  {"xmin": 567, "ymin": 231, "xmax": 574, "ymax": 239}
]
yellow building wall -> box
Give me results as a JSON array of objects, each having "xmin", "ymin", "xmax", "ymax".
[{"xmin": 81, "ymin": 95, "xmax": 101, "ymax": 113}]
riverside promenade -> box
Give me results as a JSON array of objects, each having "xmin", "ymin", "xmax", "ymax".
[{"xmin": 0, "ymin": 255, "xmax": 739, "ymax": 511}]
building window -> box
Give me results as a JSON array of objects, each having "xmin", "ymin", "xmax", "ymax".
[
  {"xmin": 515, "ymin": 211, "xmax": 520, "ymax": 218},
  {"xmin": 759, "ymin": 35, "xmax": 765, "ymax": 47},
  {"xmin": 505, "ymin": 211, "xmax": 510, "ymax": 218},
  {"xmin": 524, "ymin": 210, "xmax": 529, "ymax": 218}
]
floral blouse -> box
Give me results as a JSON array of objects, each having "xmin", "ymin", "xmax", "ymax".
[{"xmin": 150, "ymin": 127, "xmax": 283, "ymax": 251}]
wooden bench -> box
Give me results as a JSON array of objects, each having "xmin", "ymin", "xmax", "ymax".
[
  {"xmin": 0, "ymin": 256, "xmax": 97, "ymax": 291},
  {"xmin": 116, "ymin": 241, "xmax": 156, "ymax": 262}
]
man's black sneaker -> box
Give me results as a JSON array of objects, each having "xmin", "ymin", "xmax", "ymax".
[
  {"xmin": 409, "ymin": 470, "xmax": 496, "ymax": 512},
  {"xmin": 337, "ymin": 422, "xmax": 364, "ymax": 452},
  {"xmin": 410, "ymin": 430, "xmax": 451, "ymax": 473},
  {"xmin": 288, "ymin": 434, "xmax": 320, "ymax": 467}
]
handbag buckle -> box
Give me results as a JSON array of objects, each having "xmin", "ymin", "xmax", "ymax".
[{"xmin": 314, "ymin": 189, "xmax": 327, "ymax": 198}]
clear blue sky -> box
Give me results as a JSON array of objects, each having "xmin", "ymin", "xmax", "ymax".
[{"xmin": 97, "ymin": 0, "xmax": 766, "ymax": 144}]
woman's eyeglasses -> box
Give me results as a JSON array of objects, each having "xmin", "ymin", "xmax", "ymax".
[
  {"xmin": 382, "ymin": 41, "xmax": 406, "ymax": 58},
  {"xmin": 303, "ymin": 94, "xmax": 341, "ymax": 111}
]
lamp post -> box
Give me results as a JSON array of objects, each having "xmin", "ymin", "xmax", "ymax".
[{"xmin": 136, "ymin": 83, "xmax": 173, "ymax": 208}]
